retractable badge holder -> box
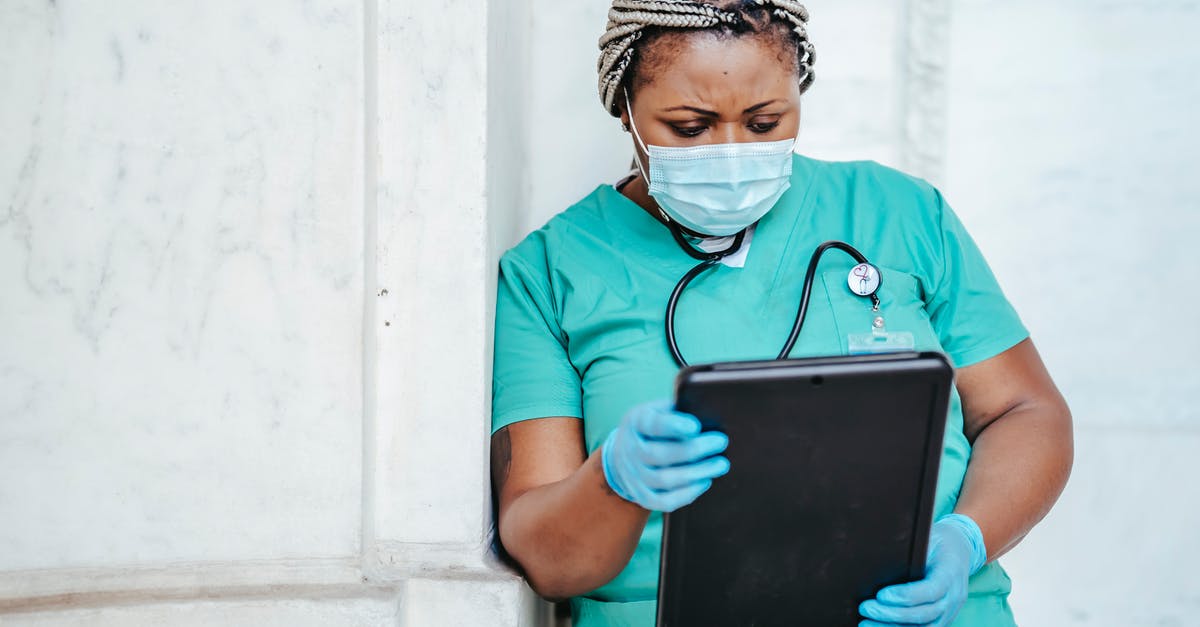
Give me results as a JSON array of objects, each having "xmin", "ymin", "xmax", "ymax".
[{"xmin": 844, "ymin": 263, "xmax": 916, "ymax": 355}]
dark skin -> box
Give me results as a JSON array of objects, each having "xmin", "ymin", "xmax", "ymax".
[{"xmin": 491, "ymin": 32, "xmax": 1073, "ymax": 601}]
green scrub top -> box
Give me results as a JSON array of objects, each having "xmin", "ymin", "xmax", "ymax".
[{"xmin": 491, "ymin": 153, "xmax": 1029, "ymax": 627}]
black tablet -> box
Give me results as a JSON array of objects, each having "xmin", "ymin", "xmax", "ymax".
[{"xmin": 656, "ymin": 351, "xmax": 954, "ymax": 627}]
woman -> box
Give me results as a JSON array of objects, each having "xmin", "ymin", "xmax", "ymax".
[{"xmin": 490, "ymin": 1, "xmax": 1073, "ymax": 625}]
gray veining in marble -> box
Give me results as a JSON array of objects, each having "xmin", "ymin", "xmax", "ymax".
[{"xmin": 0, "ymin": 0, "xmax": 366, "ymax": 570}]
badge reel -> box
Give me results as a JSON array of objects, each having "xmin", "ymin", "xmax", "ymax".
[{"xmin": 844, "ymin": 263, "xmax": 916, "ymax": 355}]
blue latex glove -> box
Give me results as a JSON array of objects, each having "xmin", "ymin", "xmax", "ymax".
[
  {"xmin": 601, "ymin": 399, "xmax": 730, "ymax": 512},
  {"xmin": 858, "ymin": 513, "xmax": 988, "ymax": 627}
]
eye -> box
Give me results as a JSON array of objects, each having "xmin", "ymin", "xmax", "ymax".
[
  {"xmin": 749, "ymin": 121, "xmax": 780, "ymax": 134},
  {"xmin": 671, "ymin": 124, "xmax": 707, "ymax": 138}
]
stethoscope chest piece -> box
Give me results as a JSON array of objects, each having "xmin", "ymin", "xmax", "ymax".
[{"xmin": 847, "ymin": 263, "xmax": 882, "ymax": 297}]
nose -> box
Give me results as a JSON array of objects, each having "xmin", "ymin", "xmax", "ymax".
[{"xmin": 715, "ymin": 122, "xmax": 739, "ymax": 145}]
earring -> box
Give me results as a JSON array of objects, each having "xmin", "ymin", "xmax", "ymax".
[{"xmin": 621, "ymin": 121, "xmax": 631, "ymax": 133}]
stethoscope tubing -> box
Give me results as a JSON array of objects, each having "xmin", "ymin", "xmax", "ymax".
[{"xmin": 665, "ymin": 229, "xmax": 881, "ymax": 368}]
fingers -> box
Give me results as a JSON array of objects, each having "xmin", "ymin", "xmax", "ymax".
[
  {"xmin": 637, "ymin": 431, "xmax": 728, "ymax": 466},
  {"xmin": 858, "ymin": 597, "xmax": 944, "ymax": 624},
  {"xmin": 860, "ymin": 566, "xmax": 955, "ymax": 626},
  {"xmin": 608, "ymin": 400, "xmax": 732, "ymax": 512},
  {"xmin": 875, "ymin": 574, "xmax": 948, "ymax": 606},
  {"xmin": 632, "ymin": 454, "xmax": 728, "ymax": 511},
  {"xmin": 643, "ymin": 455, "xmax": 731, "ymax": 491}
]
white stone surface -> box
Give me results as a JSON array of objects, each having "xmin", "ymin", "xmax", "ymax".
[
  {"xmin": 523, "ymin": 0, "xmax": 630, "ymax": 236},
  {"xmin": 801, "ymin": 0, "xmax": 909, "ymax": 169},
  {"xmin": 944, "ymin": 0, "xmax": 1200, "ymax": 432},
  {"xmin": 3, "ymin": 594, "xmax": 401, "ymax": 627},
  {"xmin": 943, "ymin": 2, "xmax": 1200, "ymax": 623},
  {"xmin": 0, "ymin": 0, "xmax": 546, "ymax": 624},
  {"xmin": 370, "ymin": 0, "xmax": 500, "ymax": 553},
  {"xmin": 0, "ymin": 0, "xmax": 364, "ymax": 570},
  {"xmin": 0, "ymin": 557, "xmax": 363, "ymax": 606},
  {"xmin": 398, "ymin": 577, "xmax": 551, "ymax": 627},
  {"xmin": 1001, "ymin": 429, "xmax": 1200, "ymax": 625}
]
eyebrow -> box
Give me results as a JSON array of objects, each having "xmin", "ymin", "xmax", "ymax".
[{"xmin": 663, "ymin": 100, "xmax": 782, "ymax": 116}]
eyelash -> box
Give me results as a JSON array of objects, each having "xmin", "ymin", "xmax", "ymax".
[
  {"xmin": 673, "ymin": 126, "xmax": 706, "ymax": 137},
  {"xmin": 671, "ymin": 121, "xmax": 780, "ymax": 137}
]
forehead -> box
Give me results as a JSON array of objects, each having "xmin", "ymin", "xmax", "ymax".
[{"xmin": 635, "ymin": 31, "xmax": 799, "ymax": 105}]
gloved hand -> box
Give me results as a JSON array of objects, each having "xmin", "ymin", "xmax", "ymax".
[
  {"xmin": 601, "ymin": 399, "xmax": 730, "ymax": 512},
  {"xmin": 858, "ymin": 513, "xmax": 988, "ymax": 627}
]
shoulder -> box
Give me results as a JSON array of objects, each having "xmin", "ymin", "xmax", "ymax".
[
  {"xmin": 807, "ymin": 155, "xmax": 941, "ymax": 209},
  {"xmin": 801, "ymin": 155, "xmax": 947, "ymax": 240},
  {"xmin": 499, "ymin": 184, "xmax": 615, "ymax": 278}
]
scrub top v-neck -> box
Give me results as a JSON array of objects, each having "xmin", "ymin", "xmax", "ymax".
[{"xmin": 492, "ymin": 153, "xmax": 1028, "ymax": 627}]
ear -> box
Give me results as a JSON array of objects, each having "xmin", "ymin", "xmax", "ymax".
[{"xmin": 618, "ymin": 87, "xmax": 635, "ymax": 132}]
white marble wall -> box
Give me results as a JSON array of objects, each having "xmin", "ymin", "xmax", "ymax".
[
  {"xmin": 944, "ymin": 2, "xmax": 1200, "ymax": 624},
  {"xmin": 0, "ymin": 0, "xmax": 365, "ymax": 572},
  {"xmin": 1, "ymin": 0, "xmax": 543, "ymax": 624}
]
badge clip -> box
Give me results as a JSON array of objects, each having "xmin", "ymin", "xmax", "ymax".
[{"xmin": 848, "ymin": 314, "xmax": 915, "ymax": 355}]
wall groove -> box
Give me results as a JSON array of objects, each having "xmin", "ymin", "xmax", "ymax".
[
  {"xmin": 360, "ymin": 0, "xmax": 381, "ymax": 581},
  {"xmin": 0, "ymin": 557, "xmax": 367, "ymax": 611},
  {"xmin": 900, "ymin": 0, "xmax": 952, "ymax": 186}
]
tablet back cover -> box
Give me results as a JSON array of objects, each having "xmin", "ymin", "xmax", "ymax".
[{"xmin": 656, "ymin": 352, "xmax": 952, "ymax": 627}]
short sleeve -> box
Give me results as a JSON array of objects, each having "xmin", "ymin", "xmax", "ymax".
[
  {"xmin": 924, "ymin": 188, "xmax": 1030, "ymax": 367},
  {"xmin": 491, "ymin": 251, "xmax": 582, "ymax": 434}
]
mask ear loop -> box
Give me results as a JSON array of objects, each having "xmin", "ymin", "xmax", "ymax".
[
  {"xmin": 623, "ymin": 89, "xmax": 650, "ymax": 171},
  {"xmin": 623, "ymin": 89, "xmax": 675, "ymax": 225}
]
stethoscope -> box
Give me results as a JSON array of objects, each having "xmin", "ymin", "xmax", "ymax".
[{"xmin": 664, "ymin": 220, "xmax": 882, "ymax": 367}]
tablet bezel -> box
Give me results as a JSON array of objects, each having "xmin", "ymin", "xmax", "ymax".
[{"xmin": 655, "ymin": 351, "xmax": 954, "ymax": 627}]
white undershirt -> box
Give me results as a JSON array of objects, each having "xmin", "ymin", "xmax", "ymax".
[{"xmin": 688, "ymin": 226, "xmax": 755, "ymax": 268}]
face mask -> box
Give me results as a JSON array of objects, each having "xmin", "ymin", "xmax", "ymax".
[{"xmin": 625, "ymin": 91, "xmax": 795, "ymax": 237}]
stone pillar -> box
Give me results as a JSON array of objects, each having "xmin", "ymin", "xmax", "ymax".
[
  {"xmin": 0, "ymin": 0, "xmax": 547, "ymax": 623},
  {"xmin": 367, "ymin": 0, "xmax": 543, "ymax": 621}
]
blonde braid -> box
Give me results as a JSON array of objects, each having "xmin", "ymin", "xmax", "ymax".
[
  {"xmin": 597, "ymin": 1, "xmax": 741, "ymax": 117},
  {"xmin": 596, "ymin": 0, "xmax": 816, "ymax": 117},
  {"xmin": 753, "ymin": 0, "xmax": 816, "ymax": 94}
]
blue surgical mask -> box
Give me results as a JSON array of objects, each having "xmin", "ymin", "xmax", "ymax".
[{"xmin": 626, "ymin": 91, "xmax": 795, "ymax": 237}]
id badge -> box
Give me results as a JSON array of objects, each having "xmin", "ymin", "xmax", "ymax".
[{"xmin": 847, "ymin": 314, "xmax": 915, "ymax": 355}]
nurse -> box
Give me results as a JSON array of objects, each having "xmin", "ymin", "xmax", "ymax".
[{"xmin": 490, "ymin": 1, "xmax": 1073, "ymax": 626}]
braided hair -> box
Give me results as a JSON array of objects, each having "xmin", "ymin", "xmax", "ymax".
[{"xmin": 597, "ymin": 0, "xmax": 816, "ymax": 118}]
